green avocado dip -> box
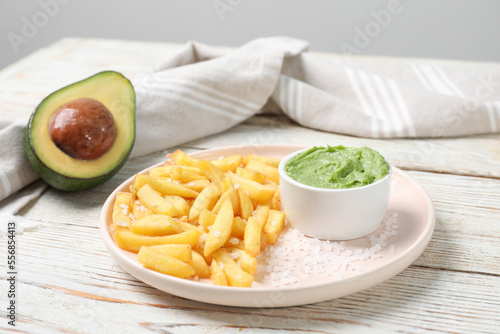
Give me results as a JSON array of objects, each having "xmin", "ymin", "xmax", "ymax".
[{"xmin": 284, "ymin": 145, "xmax": 390, "ymax": 189}]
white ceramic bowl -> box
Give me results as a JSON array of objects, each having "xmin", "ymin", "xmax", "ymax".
[{"xmin": 278, "ymin": 147, "xmax": 392, "ymax": 240}]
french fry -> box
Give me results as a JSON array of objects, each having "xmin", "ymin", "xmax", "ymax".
[
  {"xmin": 213, "ymin": 249, "xmax": 254, "ymax": 287},
  {"xmin": 271, "ymin": 190, "xmax": 281, "ymax": 210},
  {"xmin": 193, "ymin": 243, "xmax": 212, "ymax": 265},
  {"xmin": 150, "ymin": 165, "xmax": 204, "ymax": 179},
  {"xmin": 226, "ymin": 248, "xmax": 257, "ymax": 275},
  {"xmin": 112, "ymin": 192, "xmax": 133, "ymax": 230},
  {"xmin": 231, "ymin": 216, "xmax": 246, "ymax": 238},
  {"xmin": 243, "ymin": 217, "xmax": 261, "ymax": 257},
  {"xmin": 144, "ymin": 174, "xmax": 200, "ymax": 198},
  {"xmin": 170, "ymin": 166, "xmax": 208, "ymax": 183},
  {"xmin": 146, "ymin": 244, "xmax": 192, "ymax": 261},
  {"xmin": 132, "ymin": 174, "xmax": 151, "ymax": 189},
  {"xmin": 129, "ymin": 184, "xmax": 138, "ymax": 200},
  {"xmin": 211, "ymin": 155, "xmax": 242, "ymax": 173},
  {"xmin": 130, "ymin": 214, "xmax": 182, "ymax": 236},
  {"xmin": 134, "ymin": 174, "xmax": 199, "ymax": 199},
  {"xmin": 224, "ymin": 236, "xmax": 244, "ymax": 249},
  {"xmin": 263, "ymin": 210, "xmax": 286, "ymax": 244},
  {"xmin": 148, "ymin": 166, "xmax": 177, "ymax": 179},
  {"xmin": 132, "ymin": 199, "xmax": 154, "ymax": 221},
  {"xmin": 138, "ymin": 246, "xmax": 195, "ymax": 278},
  {"xmin": 189, "ymin": 184, "xmax": 218, "ymax": 222},
  {"xmin": 204, "ymin": 198, "xmax": 234, "ymax": 257},
  {"xmin": 245, "ymin": 160, "xmax": 279, "ymax": 184},
  {"xmin": 197, "ymin": 160, "xmax": 227, "ymax": 195},
  {"xmin": 187, "ymin": 250, "xmax": 211, "ymax": 278},
  {"xmin": 243, "ymin": 154, "xmax": 281, "ymax": 168},
  {"xmin": 264, "ymin": 180, "xmax": 279, "ymax": 193},
  {"xmin": 165, "ymin": 195, "xmax": 190, "ymax": 217},
  {"xmin": 176, "ymin": 221, "xmax": 203, "ymax": 233},
  {"xmin": 235, "ymin": 167, "xmax": 266, "ymax": 184},
  {"xmin": 210, "ymin": 259, "xmax": 228, "ymax": 286},
  {"xmin": 168, "ymin": 149, "xmax": 200, "ymax": 167},
  {"xmin": 260, "ymin": 231, "xmax": 268, "ymax": 251},
  {"xmin": 198, "ymin": 208, "xmax": 217, "ymax": 230},
  {"xmin": 115, "ymin": 229, "xmax": 201, "ymax": 252},
  {"xmin": 212, "ymin": 187, "xmax": 239, "ymax": 215},
  {"xmin": 182, "ymin": 180, "xmax": 211, "ymax": 192},
  {"xmin": 227, "ymin": 172, "xmax": 275, "ymax": 203},
  {"xmin": 137, "ymin": 184, "xmax": 178, "ymax": 217},
  {"xmin": 238, "ymin": 187, "xmax": 254, "ymax": 221},
  {"xmin": 251, "ymin": 203, "xmax": 271, "ymax": 228}
]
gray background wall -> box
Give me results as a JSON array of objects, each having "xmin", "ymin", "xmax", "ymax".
[{"xmin": 1, "ymin": 0, "xmax": 500, "ymax": 70}]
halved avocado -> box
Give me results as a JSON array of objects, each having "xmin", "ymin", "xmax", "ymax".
[{"xmin": 25, "ymin": 71, "xmax": 136, "ymax": 191}]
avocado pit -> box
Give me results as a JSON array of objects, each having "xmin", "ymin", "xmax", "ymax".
[{"xmin": 49, "ymin": 98, "xmax": 117, "ymax": 160}]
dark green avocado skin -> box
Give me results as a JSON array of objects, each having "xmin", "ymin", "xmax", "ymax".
[{"xmin": 25, "ymin": 71, "xmax": 135, "ymax": 192}]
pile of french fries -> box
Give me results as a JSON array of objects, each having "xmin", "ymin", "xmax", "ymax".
[{"xmin": 111, "ymin": 149, "xmax": 286, "ymax": 287}]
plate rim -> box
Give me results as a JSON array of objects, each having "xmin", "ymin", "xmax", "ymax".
[{"xmin": 99, "ymin": 144, "xmax": 436, "ymax": 307}]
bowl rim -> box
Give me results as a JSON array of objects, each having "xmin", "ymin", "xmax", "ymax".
[{"xmin": 278, "ymin": 146, "xmax": 392, "ymax": 193}]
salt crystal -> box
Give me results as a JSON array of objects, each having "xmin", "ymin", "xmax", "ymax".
[
  {"xmin": 234, "ymin": 184, "xmax": 240, "ymax": 190},
  {"xmin": 116, "ymin": 220, "xmax": 128, "ymax": 227},
  {"xmin": 119, "ymin": 204, "xmax": 128, "ymax": 209},
  {"xmin": 230, "ymin": 251, "xmax": 239, "ymax": 260},
  {"xmin": 389, "ymin": 244, "xmax": 396, "ymax": 253},
  {"xmin": 229, "ymin": 237, "xmax": 239, "ymax": 245},
  {"xmin": 260, "ymin": 219, "xmax": 397, "ymax": 288},
  {"xmin": 392, "ymin": 212, "xmax": 399, "ymax": 218},
  {"xmin": 194, "ymin": 275, "xmax": 199, "ymax": 281},
  {"xmin": 219, "ymin": 263, "xmax": 224, "ymax": 270},
  {"xmin": 129, "ymin": 213, "xmax": 135, "ymax": 220},
  {"xmin": 213, "ymin": 230, "xmax": 220, "ymax": 237}
]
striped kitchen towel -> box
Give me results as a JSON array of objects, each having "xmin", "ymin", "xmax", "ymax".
[{"xmin": 130, "ymin": 36, "xmax": 500, "ymax": 160}]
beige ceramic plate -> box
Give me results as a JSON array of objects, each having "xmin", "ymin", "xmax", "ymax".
[{"xmin": 100, "ymin": 144, "xmax": 435, "ymax": 307}]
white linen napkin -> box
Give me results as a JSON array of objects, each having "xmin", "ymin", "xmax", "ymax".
[{"xmin": 1, "ymin": 36, "xmax": 500, "ymax": 209}]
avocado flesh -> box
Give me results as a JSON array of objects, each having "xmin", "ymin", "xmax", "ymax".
[{"xmin": 25, "ymin": 71, "xmax": 136, "ymax": 191}]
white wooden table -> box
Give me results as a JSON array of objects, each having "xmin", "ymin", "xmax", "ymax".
[{"xmin": 1, "ymin": 38, "xmax": 499, "ymax": 333}]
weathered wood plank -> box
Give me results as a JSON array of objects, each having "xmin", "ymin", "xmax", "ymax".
[
  {"xmin": 408, "ymin": 170, "xmax": 500, "ymax": 274},
  {"xmin": 3, "ymin": 37, "xmax": 500, "ymax": 334},
  {"xmin": 1, "ymin": 221, "xmax": 498, "ymax": 334}
]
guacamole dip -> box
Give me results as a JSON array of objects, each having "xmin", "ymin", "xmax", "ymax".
[{"xmin": 284, "ymin": 145, "xmax": 390, "ymax": 189}]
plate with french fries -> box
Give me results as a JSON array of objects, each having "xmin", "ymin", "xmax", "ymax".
[{"xmin": 100, "ymin": 144, "xmax": 435, "ymax": 307}]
